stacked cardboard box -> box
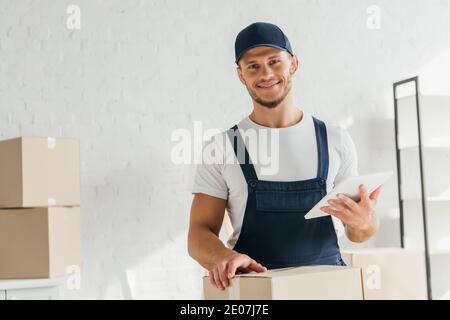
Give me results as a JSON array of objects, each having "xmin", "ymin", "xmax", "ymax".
[
  {"xmin": 203, "ymin": 266, "xmax": 364, "ymax": 300},
  {"xmin": 203, "ymin": 248, "xmax": 428, "ymax": 300},
  {"xmin": 0, "ymin": 137, "xmax": 81, "ymax": 279},
  {"xmin": 341, "ymin": 248, "xmax": 428, "ymax": 299}
]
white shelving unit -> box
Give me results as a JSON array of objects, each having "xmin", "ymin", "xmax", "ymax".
[
  {"xmin": 402, "ymin": 199, "xmax": 450, "ymax": 252},
  {"xmin": 0, "ymin": 277, "xmax": 65, "ymax": 300},
  {"xmin": 394, "ymin": 78, "xmax": 450, "ymax": 300},
  {"xmin": 397, "ymin": 95, "xmax": 450, "ymax": 149},
  {"xmin": 400, "ymin": 146, "xmax": 450, "ymax": 200}
]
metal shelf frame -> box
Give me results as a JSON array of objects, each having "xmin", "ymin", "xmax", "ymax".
[{"xmin": 393, "ymin": 76, "xmax": 432, "ymax": 300}]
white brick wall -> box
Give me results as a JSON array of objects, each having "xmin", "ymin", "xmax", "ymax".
[{"xmin": 1, "ymin": 0, "xmax": 450, "ymax": 299}]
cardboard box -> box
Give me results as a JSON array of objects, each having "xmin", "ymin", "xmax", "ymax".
[
  {"xmin": 0, "ymin": 137, "xmax": 80, "ymax": 208},
  {"xmin": 341, "ymin": 248, "xmax": 428, "ymax": 300},
  {"xmin": 0, "ymin": 206, "xmax": 82, "ymax": 279},
  {"xmin": 203, "ymin": 266, "xmax": 363, "ymax": 300}
]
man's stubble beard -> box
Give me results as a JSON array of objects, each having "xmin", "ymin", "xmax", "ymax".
[{"xmin": 245, "ymin": 75, "xmax": 293, "ymax": 109}]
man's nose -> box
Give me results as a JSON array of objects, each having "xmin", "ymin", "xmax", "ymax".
[{"xmin": 260, "ymin": 64, "xmax": 274, "ymax": 78}]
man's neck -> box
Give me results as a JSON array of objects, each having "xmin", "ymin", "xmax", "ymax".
[{"xmin": 249, "ymin": 99, "xmax": 303, "ymax": 129}]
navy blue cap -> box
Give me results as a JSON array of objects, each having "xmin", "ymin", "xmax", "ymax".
[{"xmin": 234, "ymin": 22, "xmax": 294, "ymax": 64}]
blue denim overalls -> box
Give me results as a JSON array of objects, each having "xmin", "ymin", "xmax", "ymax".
[{"xmin": 226, "ymin": 116, "xmax": 346, "ymax": 269}]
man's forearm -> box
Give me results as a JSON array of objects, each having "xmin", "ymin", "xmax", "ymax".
[
  {"xmin": 188, "ymin": 226, "xmax": 237, "ymax": 270},
  {"xmin": 345, "ymin": 211, "xmax": 379, "ymax": 243}
]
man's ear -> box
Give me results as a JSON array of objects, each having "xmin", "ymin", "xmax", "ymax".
[
  {"xmin": 236, "ymin": 65, "xmax": 246, "ymax": 85},
  {"xmin": 289, "ymin": 54, "xmax": 299, "ymax": 76}
]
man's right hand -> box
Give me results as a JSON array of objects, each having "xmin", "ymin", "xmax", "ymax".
[{"xmin": 208, "ymin": 252, "xmax": 267, "ymax": 290}]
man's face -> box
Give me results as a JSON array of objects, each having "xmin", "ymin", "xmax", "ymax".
[{"xmin": 237, "ymin": 46, "xmax": 298, "ymax": 109}]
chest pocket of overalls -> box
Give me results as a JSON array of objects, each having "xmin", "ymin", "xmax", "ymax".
[{"xmin": 255, "ymin": 189, "xmax": 325, "ymax": 213}]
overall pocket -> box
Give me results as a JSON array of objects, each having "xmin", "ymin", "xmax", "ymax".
[{"xmin": 255, "ymin": 189, "xmax": 325, "ymax": 213}]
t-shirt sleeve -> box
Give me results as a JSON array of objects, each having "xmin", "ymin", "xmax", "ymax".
[
  {"xmin": 191, "ymin": 136, "xmax": 229, "ymax": 200},
  {"xmin": 334, "ymin": 127, "xmax": 359, "ymax": 184},
  {"xmin": 331, "ymin": 126, "xmax": 359, "ymax": 236}
]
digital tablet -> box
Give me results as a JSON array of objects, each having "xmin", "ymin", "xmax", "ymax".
[{"xmin": 304, "ymin": 171, "xmax": 394, "ymax": 220}]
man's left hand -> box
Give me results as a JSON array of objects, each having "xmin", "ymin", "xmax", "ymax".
[{"xmin": 320, "ymin": 184, "xmax": 382, "ymax": 232}]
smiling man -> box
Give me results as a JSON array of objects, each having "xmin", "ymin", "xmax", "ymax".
[{"xmin": 188, "ymin": 22, "xmax": 382, "ymax": 291}]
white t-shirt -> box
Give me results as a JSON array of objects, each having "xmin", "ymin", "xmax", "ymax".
[{"xmin": 191, "ymin": 111, "xmax": 359, "ymax": 248}]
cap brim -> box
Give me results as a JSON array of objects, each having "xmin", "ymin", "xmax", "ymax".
[{"xmin": 235, "ymin": 44, "xmax": 291, "ymax": 64}]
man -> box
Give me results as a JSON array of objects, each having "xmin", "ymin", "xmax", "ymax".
[{"xmin": 188, "ymin": 22, "xmax": 382, "ymax": 291}]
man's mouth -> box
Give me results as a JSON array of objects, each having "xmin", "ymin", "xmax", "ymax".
[{"xmin": 257, "ymin": 80, "xmax": 280, "ymax": 89}]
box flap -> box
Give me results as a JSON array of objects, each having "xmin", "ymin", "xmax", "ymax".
[
  {"xmin": 203, "ymin": 265, "xmax": 359, "ymax": 279},
  {"xmin": 342, "ymin": 247, "xmax": 420, "ymax": 255}
]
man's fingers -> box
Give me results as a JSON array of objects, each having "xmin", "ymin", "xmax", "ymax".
[
  {"xmin": 226, "ymin": 259, "xmax": 240, "ymax": 279},
  {"xmin": 249, "ymin": 260, "xmax": 267, "ymax": 272},
  {"xmin": 239, "ymin": 255, "xmax": 265, "ymax": 270},
  {"xmin": 337, "ymin": 193, "xmax": 359, "ymax": 211},
  {"xmin": 360, "ymin": 184, "xmax": 369, "ymax": 200},
  {"xmin": 240, "ymin": 261, "xmax": 267, "ymax": 273},
  {"xmin": 209, "ymin": 270, "xmax": 220, "ymax": 289},
  {"xmin": 227, "ymin": 256, "xmax": 267, "ymax": 279},
  {"xmin": 327, "ymin": 199, "xmax": 347, "ymax": 211},
  {"xmin": 212, "ymin": 268, "xmax": 223, "ymax": 290},
  {"xmin": 370, "ymin": 185, "xmax": 382, "ymax": 201},
  {"xmin": 217, "ymin": 263, "xmax": 229, "ymax": 288},
  {"xmin": 226, "ymin": 255, "xmax": 251, "ymax": 278},
  {"xmin": 359, "ymin": 184, "xmax": 370, "ymax": 205},
  {"xmin": 208, "ymin": 270, "xmax": 216, "ymax": 288},
  {"xmin": 321, "ymin": 206, "xmax": 346, "ymax": 222}
]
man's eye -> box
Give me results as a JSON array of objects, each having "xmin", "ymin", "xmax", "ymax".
[{"xmin": 248, "ymin": 60, "xmax": 279, "ymax": 69}]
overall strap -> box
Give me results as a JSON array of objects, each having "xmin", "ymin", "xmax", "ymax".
[
  {"xmin": 226, "ymin": 125, "xmax": 258, "ymax": 182},
  {"xmin": 312, "ymin": 117, "xmax": 329, "ymax": 181}
]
